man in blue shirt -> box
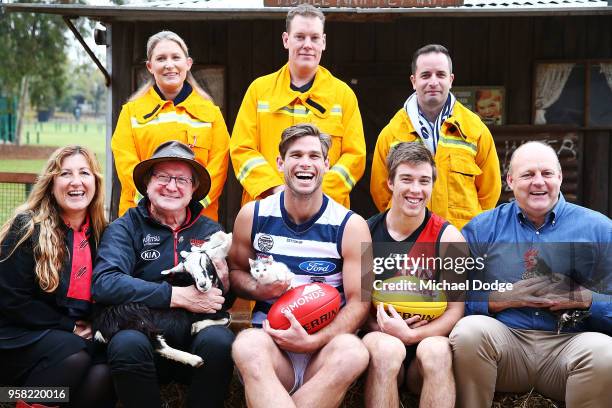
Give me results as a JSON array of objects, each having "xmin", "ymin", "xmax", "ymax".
[{"xmin": 450, "ymin": 141, "xmax": 611, "ymax": 407}]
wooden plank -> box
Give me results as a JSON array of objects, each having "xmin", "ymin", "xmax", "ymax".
[
  {"xmin": 224, "ymin": 21, "xmax": 254, "ymax": 230},
  {"xmin": 487, "ymin": 17, "xmax": 510, "ymax": 86},
  {"xmin": 586, "ymin": 15, "xmax": 612, "ymax": 59},
  {"xmin": 375, "ymin": 22, "xmax": 396, "ymax": 62},
  {"xmin": 582, "ymin": 131, "xmax": 609, "ymax": 213},
  {"xmin": 493, "ymin": 129, "xmax": 583, "ymax": 204},
  {"xmin": 110, "ymin": 23, "xmax": 137, "ymax": 220},
  {"xmin": 0, "ymin": 172, "xmax": 37, "ymax": 184},
  {"xmin": 395, "ymin": 17, "xmax": 423, "ymax": 65},
  {"xmin": 264, "ymin": 0, "xmax": 464, "ymax": 7},
  {"xmin": 252, "ymin": 20, "xmax": 277, "ymax": 78},
  {"xmin": 506, "ymin": 17, "xmax": 533, "ymax": 124},
  {"xmin": 452, "ymin": 18, "xmax": 488, "ymax": 84}
]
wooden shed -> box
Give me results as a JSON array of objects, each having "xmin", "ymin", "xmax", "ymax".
[{"xmin": 5, "ymin": 0, "xmax": 612, "ymax": 229}]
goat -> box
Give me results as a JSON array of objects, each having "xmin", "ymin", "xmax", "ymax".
[{"xmin": 94, "ymin": 231, "xmax": 232, "ymax": 367}]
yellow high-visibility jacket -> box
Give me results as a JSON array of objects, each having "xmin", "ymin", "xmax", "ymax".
[
  {"xmin": 229, "ymin": 64, "xmax": 365, "ymax": 208},
  {"xmin": 370, "ymin": 101, "xmax": 501, "ymax": 229},
  {"xmin": 111, "ymin": 87, "xmax": 229, "ymax": 221}
]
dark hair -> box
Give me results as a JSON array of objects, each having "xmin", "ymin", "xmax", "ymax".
[
  {"xmin": 279, "ymin": 123, "xmax": 331, "ymax": 159},
  {"xmin": 411, "ymin": 44, "xmax": 453, "ymax": 75},
  {"xmin": 286, "ymin": 4, "xmax": 325, "ymax": 32},
  {"xmin": 387, "ymin": 142, "xmax": 437, "ymax": 183}
]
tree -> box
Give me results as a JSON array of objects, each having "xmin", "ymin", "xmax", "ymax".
[{"xmin": 0, "ymin": 1, "xmax": 70, "ymax": 144}]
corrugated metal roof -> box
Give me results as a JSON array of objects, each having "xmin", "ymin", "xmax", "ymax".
[
  {"xmin": 129, "ymin": 0, "xmax": 608, "ymax": 9},
  {"xmin": 2, "ymin": 0, "xmax": 610, "ymax": 21}
]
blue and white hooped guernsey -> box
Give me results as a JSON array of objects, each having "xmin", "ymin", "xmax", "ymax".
[{"xmin": 251, "ymin": 191, "xmax": 353, "ymax": 326}]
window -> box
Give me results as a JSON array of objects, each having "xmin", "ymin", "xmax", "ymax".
[{"xmin": 533, "ymin": 61, "xmax": 612, "ymax": 127}]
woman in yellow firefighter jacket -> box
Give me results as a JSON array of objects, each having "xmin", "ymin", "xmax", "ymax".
[
  {"xmin": 111, "ymin": 31, "xmax": 229, "ymax": 221},
  {"xmin": 229, "ymin": 64, "xmax": 365, "ymax": 208}
]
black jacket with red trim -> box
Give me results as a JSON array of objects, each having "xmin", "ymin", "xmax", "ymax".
[
  {"xmin": 0, "ymin": 214, "xmax": 96, "ymax": 349},
  {"xmin": 92, "ymin": 198, "xmax": 222, "ymax": 308}
]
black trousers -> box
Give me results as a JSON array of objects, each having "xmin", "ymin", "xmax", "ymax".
[
  {"xmin": 0, "ymin": 329, "xmax": 114, "ymax": 408},
  {"xmin": 107, "ymin": 325, "xmax": 235, "ymax": 408}
]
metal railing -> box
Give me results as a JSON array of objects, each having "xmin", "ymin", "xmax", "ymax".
[{"xmin": 0, "ymin": 172, "xmax": 37, "ymax": 224}]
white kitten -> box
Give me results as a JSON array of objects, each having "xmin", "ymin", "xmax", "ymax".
[{"xmin": 249, "ymin": 255, "xmax": 294, "ymax": 286}]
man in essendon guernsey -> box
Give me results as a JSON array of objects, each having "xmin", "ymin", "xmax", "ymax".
[
  {"xmin": 229, "ymin": 123, "xmax": 371, "ymax": 408},
  {"xmin": 364, "ymin": 142, "xmax": 466, "ymax": 408}
]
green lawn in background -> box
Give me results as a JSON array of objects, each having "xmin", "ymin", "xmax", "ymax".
[{"xmin": 0, "ymin": 117, "xmax": 106, "ymax": 223}]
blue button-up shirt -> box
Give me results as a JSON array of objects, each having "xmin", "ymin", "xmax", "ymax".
[{"xmin": 462, "ymin": 194, "xmax": 611, "ymax": 335}]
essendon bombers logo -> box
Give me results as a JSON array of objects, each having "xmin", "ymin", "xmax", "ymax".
[
  {"xmin": 257, "ymin": 234, "xmax": 274, "ymax": 252},
  {"xmin": 190, "ymin": 238, "xmax": 206, "ymax": 247}
]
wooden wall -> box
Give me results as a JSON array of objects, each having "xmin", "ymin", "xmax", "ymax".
[{"xmin": 110, "ymin": 14, "xmax": 612, "ymax": 227}]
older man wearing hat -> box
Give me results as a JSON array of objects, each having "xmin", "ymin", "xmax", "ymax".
[{"xmin": 92, "ymin": 141, "xmax": 235, "ymax": 408}]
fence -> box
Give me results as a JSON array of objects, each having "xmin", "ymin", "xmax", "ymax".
[{"xmin": 0, "ymin": 172, "xmax": 37, "ymax": 224}]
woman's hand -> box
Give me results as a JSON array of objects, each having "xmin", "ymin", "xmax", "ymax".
[{"xmin": 73, "ymin": 320, "xmax": 93, "ymax": 340}]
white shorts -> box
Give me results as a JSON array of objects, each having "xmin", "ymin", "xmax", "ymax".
[{"xmin": 285, "ymin": 351, "xmax": 313, "ymax": 394}]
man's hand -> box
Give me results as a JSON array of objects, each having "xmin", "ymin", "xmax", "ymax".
[
  {"xmin": 489, "ymin": 276, "xmax": 554, "ymax": 313},
  {"xmin": 211, "ymin": 257, "xmax": 230, "ymax": 293},
  {"xmin": 376, "ymin": 303, "xmax": 426, "ymax": 346},
  {"xmin": 171, "ymin": 286, "xmax": 224, "ymax": 313},
  {"xmin": 73, "ymin": 320, "xmax": 92, "ymax": 340},
  {"xmin": 262, "ymin": 311, "xmax": 318, "ymax": 353},
  {"xmin": 255, "ymin": 279, "xmax": 291, "ymax": 300},
  {"xmin": 535, "ymin": 273, "xmax": 593, "ymax": 311}
]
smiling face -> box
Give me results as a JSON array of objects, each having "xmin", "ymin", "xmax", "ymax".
[
  {"xmin": 146, "ymin": 39, "xmax": 193, "ymax": 97},
  {"xmin": 507, "ymin": 143, "xmax": 562, "ymax": 226},
  {"xmin": 411, "ymin": 52, "xmax": 454, "ymax": 113},
  {"xmin": 146, "ymin": 161, "xmax": 195, "ymax": 216},
  {"xmin": 283, "ymin": 15, "xmax": 326, "ymax": 77},
  {"xmin": 388, "ymin": 162, "xmax": 434, "ymax": 219},
  {"xmin": 277, "ymin": 135, "xmax": 329, "ymax": 197},
  {"xmin": 476, "ymin": 91, "xmax": 502, "ymax": 119},
  {"xmin": 52, "ymin": 154, "xmax": 96, "ymax": 221}
]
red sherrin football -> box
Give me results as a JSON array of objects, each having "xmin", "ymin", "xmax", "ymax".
[{"xmin": 267, "ymin": 283, "xmax": 341, "ymax": 334}]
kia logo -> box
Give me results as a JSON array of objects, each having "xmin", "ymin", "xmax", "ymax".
[{"xmin": 141, "ymin": 249, "xmax": 160, "ymax": 261}]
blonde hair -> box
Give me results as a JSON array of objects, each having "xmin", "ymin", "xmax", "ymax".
[
  {"xmin": 129, "ymin": 30, "xmax": 212, "ymax": 102},
  {"xmin": 0, "ymin": 146, "xmax": 107, "ymax": 293}
]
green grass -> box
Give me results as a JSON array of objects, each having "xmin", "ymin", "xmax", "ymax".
[
  {"xmin": 0, "ymin": 159, "xmax": 47, "ymax": 173},
  {"xmin": 0, "ymin": 116, "xmax": 106, "ymax": 224},
  {"xmin": 22, "ymin": 119, "xmax": 106, "ymax": 157}
]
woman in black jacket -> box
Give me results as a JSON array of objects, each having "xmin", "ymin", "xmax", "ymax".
[{"xmin": 0, "ymin": 145, "xmax": 113, "ymax": 408}]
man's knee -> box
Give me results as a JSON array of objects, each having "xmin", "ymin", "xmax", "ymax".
[
  {"xmin": 416, "ymin": 336, "xmax": 452, "ymax": 374},
  {"xmin": 324, "ymin": 334, "xmax": 369, "ymax": 375},
  {"xmin": 363, "ymin": 331, "xmax": 406, "ymax": 372},
  {"xmin": 107, "ymin": 330, "xmax": 155, "ymax": 370},
  {"xmin": 575, "ymin": 334, "xmax": 612, "ymax": 380},
  {"xmin": 450, "ymin": 315, "xmax": 495, "ymax": 352},
  {"xmin": 232, "ymin": 328, "xmax": 276, "ymax": 367}
]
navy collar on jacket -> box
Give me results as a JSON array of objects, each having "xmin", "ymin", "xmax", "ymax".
[{"xmin": 153, "ymin": 82, "xmax": 193, "ymax": 105}]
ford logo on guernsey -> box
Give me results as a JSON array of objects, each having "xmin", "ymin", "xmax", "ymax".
[{"xmin": 299, "ymin": 261, "xmax": 336, "ymax": 274}]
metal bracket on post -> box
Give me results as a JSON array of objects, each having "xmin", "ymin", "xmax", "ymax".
[{"xmin": 62, "ymin": 16, "xmax": 111, "ymax": 87}]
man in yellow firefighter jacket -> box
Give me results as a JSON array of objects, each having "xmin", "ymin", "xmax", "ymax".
[
  {"xmin": 370, "ymin": 44, "xmax": 501, "ymax": 229},
  {"xmin": 229, "ymin": 4, "xmax": 365, "ymax": 208}
]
